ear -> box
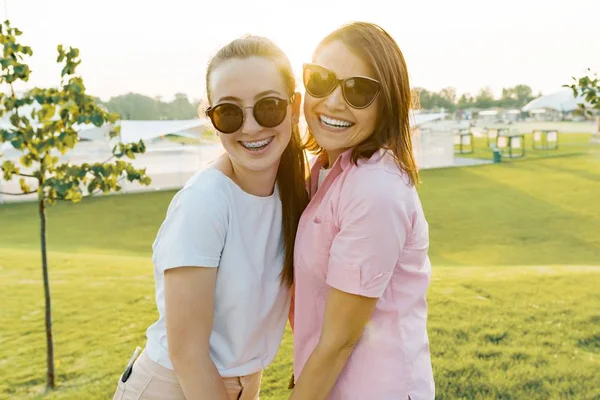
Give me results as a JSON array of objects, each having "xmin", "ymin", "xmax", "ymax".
[
  {"xmin": 206, "ymin": 115, "xmax": 218, "ymax": 136},
  {"xmin": 198, "ymin": 103, "xmax": 207, "ymax": 119},
  {"xmin": 291, "ymin": 92, "xmax": 302, "ymax": 125}
]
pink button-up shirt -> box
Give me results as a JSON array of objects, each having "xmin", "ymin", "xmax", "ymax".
[{"xmin": 293, "ymin": 149, "xmax": 435, "ymax": 399}]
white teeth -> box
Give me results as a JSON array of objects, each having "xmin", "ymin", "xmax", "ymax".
[
  {"xmin": 320, "ymin": 115, "xmax": 353, "ymax": 128},
  {"xmin": 241, "ymin": 136, "xmax": 273, "ymax": 149}
]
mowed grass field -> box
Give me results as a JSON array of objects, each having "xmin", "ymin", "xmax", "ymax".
[{"xmin": 1, "ymin": 134, "xmax": 599, "ymax": 399}]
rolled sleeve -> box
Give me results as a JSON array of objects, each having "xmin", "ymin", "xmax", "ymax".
[
  {"xmin": 152, "ymin": 185, "xmax": 228, "ymax": 273},
  {"xmin": 326, "ymin": 169, "xmax": 412, "ymax": 298}
]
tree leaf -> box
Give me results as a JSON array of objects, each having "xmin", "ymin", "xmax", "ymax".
[
  {"xmin": 1, "ymin": 160, "xmax": 19, "ymax": 180},
  {"xmin": 38, "ymin": 104, "xmax": 56, "ymax": 122},
  {"xmin": 10, "ymin": 113, "xmax": 20, "ymax": 127},
  {"xmin": 63, "ymin": 133, "xmax": 77, "ymax": 149},
  {"xmin": 90, "ymin": 113, "xmax": 104, "ymax": 127},
  {"xmin": 57, "ymin": 44, "xmax": 65, "ymax": 62},
  {"xmin": 19, "ymin": 178, "xmax": 31, "ymax": 193},
  {"xmin": 109, "ymin": 125, "xmax": 120, "ymax": 139},
  {"xmin": 11, "ymin": 136, "xmax": 24, "ymax": 150},
  {"xmin": 19, "ymin": 153, "xmax": 33, "ymax": 168},
  {"xmin": 59, "ymin": 108, "xmax": 70, "ymax": 121}
]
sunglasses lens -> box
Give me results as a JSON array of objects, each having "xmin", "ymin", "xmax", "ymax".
[
  {"xmin": 304, "ymin": 65, "xmax": 336, "ymax": 97},
  {"xmin": 209, "ymin": 103, "xmax": 243, "ymax": 133},
  {"xmin": 254, "ymin": 97, "xmax": 288, "ymax": 128},
  {"xmin": 343, "ymin": 77, "xmax": 380, "ymax": 108}
]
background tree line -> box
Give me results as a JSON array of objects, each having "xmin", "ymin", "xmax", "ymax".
[
  {"xmin": 98, "ymin": 92, "xmax": 202, "ymax": 120},
  {"xmin": 415, "ymin": 84, "xmax": 538, "ymax": 112},
  {"xmin": 98, "ymin": 85, "xmax": 539, "ymax": 120}
]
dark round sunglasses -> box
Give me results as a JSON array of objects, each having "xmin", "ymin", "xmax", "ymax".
[
  {"xmin": 302, "ymin": 63, "xmax": 381, "ymax": 109},
  {"xmin": 205, "ymin": 95, "xmax": 294, "ymax": 134}
]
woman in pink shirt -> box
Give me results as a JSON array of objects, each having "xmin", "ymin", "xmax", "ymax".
[{"xmin": 290, "ymin": 22, "xmax": 435, "ymax": 399}]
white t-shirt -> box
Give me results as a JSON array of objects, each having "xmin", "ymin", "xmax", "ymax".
[
  {"xmin": 318, "ymin": 167, "xmax": 330, "ymax": 188},
  {"xmin": 145, "ymin": 168, "xmax": 290, "ymax": 377}
]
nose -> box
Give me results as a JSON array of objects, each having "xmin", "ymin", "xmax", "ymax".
[
  {"xmin": 240, "ymin": 107, "xmax": 261, "ymax": 135},
  {"xmin": 323, "ymin": 84, "xmax": 346, "ymax": 112}
]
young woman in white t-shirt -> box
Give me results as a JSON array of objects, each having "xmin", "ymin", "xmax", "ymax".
[{"xmin": 112, "ymin": 36, "xmax": 308, "ymax": 400}]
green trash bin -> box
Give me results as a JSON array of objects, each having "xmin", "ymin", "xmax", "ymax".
[{"xmin": 491, "ymin": 145, "xmax": 502, "ymax": 163}]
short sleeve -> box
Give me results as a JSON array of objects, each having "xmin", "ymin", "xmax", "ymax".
[
  {"xmin": 326, "ymin": 169, "xmax": 413, "ymax": 298},
  {"xmin": 152, "ymin": 184, "xmax": 228, "ymax": 273}
]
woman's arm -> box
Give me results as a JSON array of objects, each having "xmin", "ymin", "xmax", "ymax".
[
  {"xmin": 289, "ymin": 288, "xmax": 377, "ymax": 400},
  {"xmin": 165, "ymin": 266, "xmax": 229, "ymax": 400}
]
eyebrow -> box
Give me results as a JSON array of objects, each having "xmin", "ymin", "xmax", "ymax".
[
  {"xmin": 254, "ymin": 90, "xmax": 282, "ymax": 99},
  {"xmin": 215, "ymin": 90, "xmax": 283, "ymax": 104}
]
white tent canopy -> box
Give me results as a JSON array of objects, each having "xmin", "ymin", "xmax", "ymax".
[
  {"xmin": 116, "ymin": 120, "xmax": 210, "ymax": 142},
  {"xmin": 522, "ymin": 89, "xmax": 590, "ymax": 112},
  {"xmin": 78, "ymin": 119, "xmax": 211, "ymax": 142},
  {"xmin": 411, "ymin": 112, "xmax": 447, "ymax": 126}
]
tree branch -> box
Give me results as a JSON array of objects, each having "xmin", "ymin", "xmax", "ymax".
[
  {"xmin": 9, "ymin": 82, "xmax": 22, "ymax": 125},
  {"xmin": 86, "ymin": 176, "xmax": 128, "ymax": 199},
  {"xmin": 0, "ymin": 190, "xmax": 37, "ymax": 195},
  {"xmin": 100, "ymin": 154, "xmax": 116, "ymax": 164},
  {"xmin": 56, "ymin": 176, "xmax": 127, "ymax": 201},
  {"xmin": 0, "ymin": 166, "xmax": 36, "ymax": 178}
]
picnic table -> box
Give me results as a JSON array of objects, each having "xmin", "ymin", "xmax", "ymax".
[
  {"xmin": 497, "ymin": 131, "xmax": 525, "ymax": 158},
  {"xmin": 454, "ymin": 128, "xmax": 474, "ymax": 154},
  {"xmin": 532, "ymin": 129, "xmax": 558, "ymax": 150},
  {"xmin": 486, "ymin": 128, "xmax": 510, "ymax": 147}
]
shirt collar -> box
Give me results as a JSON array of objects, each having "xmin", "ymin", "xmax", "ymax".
[
  {"xmin": 309, "ymin": 148, "xmax": 354, "ymax": 198},
  {"xmin": 312, "ymin": 148, "xmax": 353, "ymax": 172}
]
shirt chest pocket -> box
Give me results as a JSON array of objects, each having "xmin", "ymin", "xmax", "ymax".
[
  {"xmin": 296, "ymin": 200, "xmax": 338, "ymax": 280},
  {"xmin": 300, "ymin": 214, "xmax": 339, "ymax": 283},
  {"xmin": 309, "ymin": 216, "xmax": 338, "ymax": 257}
]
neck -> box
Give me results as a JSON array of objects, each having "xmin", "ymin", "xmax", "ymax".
[
  {"xmin": 228, "ymin": 158, "xmax": 279, "ymax": 197},
  {"xmin": 326, "ymin": 148, "xmax": 347, "ymax": 169}
]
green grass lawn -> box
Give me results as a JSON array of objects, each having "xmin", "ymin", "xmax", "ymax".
[{"xmin": 1, "ymin": 136, "xmax": 599, "ymax": 399}]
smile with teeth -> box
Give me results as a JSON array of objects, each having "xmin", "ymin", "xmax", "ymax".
[
  {"xmin": 240, "ymin": 136, "xmax": 274, "ymax": 150},
  {"xmin": 320, "ymin": 114, "xmax": 354, "ymax": 129}
]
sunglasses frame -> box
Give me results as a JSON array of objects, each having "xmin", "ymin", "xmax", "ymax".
[
  {"xmin": 302, "ymin": 63, "xmax": 381, "ymax": 109},
  {"xmin": 205, "ymin": 94, "xmax": 295, "ymax": 134}
]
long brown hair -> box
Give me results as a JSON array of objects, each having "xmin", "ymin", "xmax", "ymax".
[
  {"xmin": 205, "ymin": 36, "xmax": 309, "ymax": 287},
  {"xmin": 304, "ymin": 22, "xmax": 420, "ymax": 186}
]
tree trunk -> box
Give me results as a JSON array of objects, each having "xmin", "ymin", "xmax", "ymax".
[
  {"xmin": 592, "ymin": 116, "xmax": 600, "ymax": 144},
  {"xmin": 39, "ymin": 198, "xmax": 55, "ymax": 390}
]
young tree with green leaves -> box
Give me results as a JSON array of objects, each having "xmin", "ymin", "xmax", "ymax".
[
  {"xmin": 0, "ymin": 20, "xmax": 151, "ymax": 391},
  {"xmin": 566, "ymin": 69, "xmax": 600, "ymax": 140}
]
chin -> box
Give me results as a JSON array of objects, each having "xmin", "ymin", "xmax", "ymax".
[
  {"xmin": 245, "ymin": 160, "xmax": 280, "ymax": 172},
  {"xmin": 237, "ymin": 150, "xmax": 283, "ymax": 173},
  {"xmin": 311, "ymin": 131, "xmax": 348, "ymax": 153}
]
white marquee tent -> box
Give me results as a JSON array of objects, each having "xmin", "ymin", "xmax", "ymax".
[{"xmin": 522, "ymin": 89, "xmax": 590, "ymax": 113}]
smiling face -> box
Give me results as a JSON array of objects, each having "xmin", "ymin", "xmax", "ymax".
[
  {"xmin": 208, "ymin": 56, "xmax": 298, "ymax": 174},
  {"xmin": 303, "ymin": 40, "xmax": 380, "ymax": 165}
]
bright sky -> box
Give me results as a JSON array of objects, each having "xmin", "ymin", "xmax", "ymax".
[{"xmin": 6, "ymin": 0, "xmax": 600, "ymax": 102}]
